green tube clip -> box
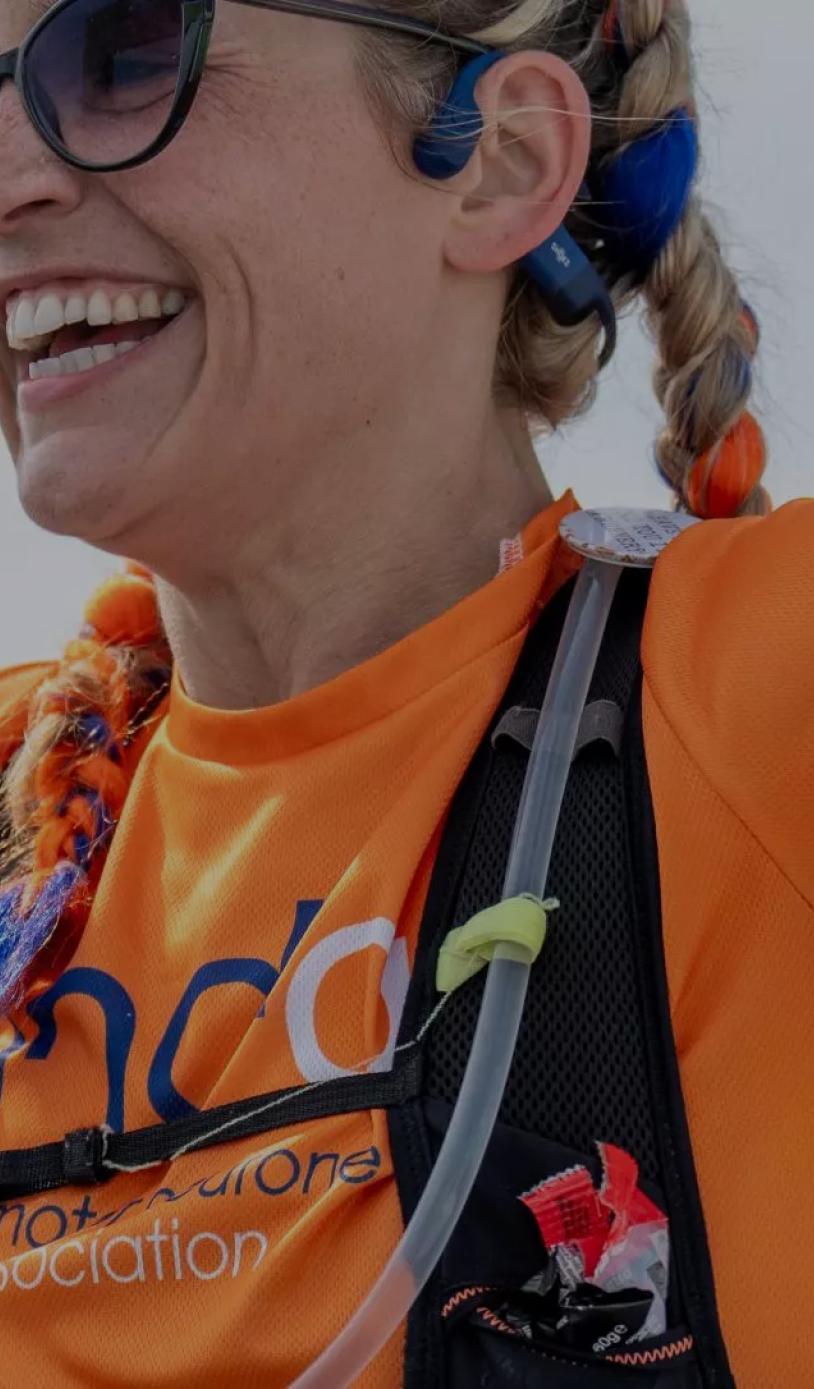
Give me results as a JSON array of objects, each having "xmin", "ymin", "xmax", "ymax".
[{"xmin": 436, "ymin": 894, "xmax": 559, "ymax": 994}]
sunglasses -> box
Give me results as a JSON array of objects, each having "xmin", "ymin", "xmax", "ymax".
[{"xmin": 0, "ymin": 0, "xmax": 488, "ymax": 173}]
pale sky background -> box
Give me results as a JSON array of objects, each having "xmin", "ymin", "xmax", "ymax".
[{"xmin": 1, "ymin": 0, "xmax": 811, "ymax": 667}]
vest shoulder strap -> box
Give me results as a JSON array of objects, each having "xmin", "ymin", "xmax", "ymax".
[{"xmin": 391, "ymin": 568, "xmax": 735, "ymax": 1388}]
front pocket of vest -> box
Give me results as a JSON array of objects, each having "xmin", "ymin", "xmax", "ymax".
[
  {"xmin": 442, "ymin": 1291, "xmax": 702, "ymax": 1387},
  {"xmin": 418, "ymin": 1102, "xmax": 697, "ymax": 1386}
]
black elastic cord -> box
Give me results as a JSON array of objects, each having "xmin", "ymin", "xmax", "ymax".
[{"xmin": 0, "ymin": 1051, "xmax": 422, "ymax": 1201}]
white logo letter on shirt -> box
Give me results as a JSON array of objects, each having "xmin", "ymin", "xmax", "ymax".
[{"xmin": 286, "ymin": 919, "xmax": 409, "ymax": 1082}]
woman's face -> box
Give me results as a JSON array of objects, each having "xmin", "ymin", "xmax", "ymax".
[{"xmin": 0, "ymin": 2, "xmax": 458, "ymax": 565}]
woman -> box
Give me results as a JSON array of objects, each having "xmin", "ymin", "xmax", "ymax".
[{"xmin": 0, "ymin": 0, "xmax": 810, "ymax": 1384}]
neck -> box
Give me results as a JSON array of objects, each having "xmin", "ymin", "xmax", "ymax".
[{"xmin": 152, "ymin": 411, "xmax": 553, "ymax": 712}]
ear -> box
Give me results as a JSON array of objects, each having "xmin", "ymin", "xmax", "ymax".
[{"xmin": 442, "ymin": 50, "xmax": 591, "ymax": 276}]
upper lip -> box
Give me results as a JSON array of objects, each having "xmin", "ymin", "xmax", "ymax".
[{"xmin": 0, "ymin": 266, "xmax": 192, "ymax": 317}]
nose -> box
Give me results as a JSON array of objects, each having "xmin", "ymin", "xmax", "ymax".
[{"xmin": 0, "ymin": 56, "xmax": 83, "ymax": 231}]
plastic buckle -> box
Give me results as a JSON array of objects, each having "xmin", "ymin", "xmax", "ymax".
[
  {"xmin": 436, "ymin": 894, "xmax": 559, "ymax": 994},
  {"xmin": 62, "ymin": 1127, "xmax": 110, "ymax": 1186}
]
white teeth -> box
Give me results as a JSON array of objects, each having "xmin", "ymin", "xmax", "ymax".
[
  {"xmin": 33, "ymin": 356, "xmax": 62, "ymax": 378},
  {"xmin": 162, "ymin": 289, "xmax": 184, "ymax": 315},
  {"xmin": 8, "ymin": 284, "xmax": 187, "ymax": 349},
  {"xmin": 33, "ymin": 294, "xmax": 66, "ymax": 337},
  {"xmin": 64, "ymin": 294, "xmax": 87, "ymax": 325},
  {"xmin": 87, "ymin": 289, "xmax": 113, "ymax": 326},
  {"xmin": 74, "ymin": 347, "xmax": 97, "ymax": 373},
  {"xmin": 27, "ymin": 339, "xmax": 143, "ymax": 381},
  {"xmin": 12, "ymin": 296, "xmax": 37, "ymax": 344},
  {"xmin": 138, "ymin": 289, "xmax": 162, "ymax": 319},
  {"xmin": 112, "ymin": 292, "xmax": 138, "ymax": 323}
]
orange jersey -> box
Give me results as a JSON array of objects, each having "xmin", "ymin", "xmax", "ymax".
[
  {"xmin": 643, "ymin": 499, "xmax": 814, "ymax": 1384},
  {"xmin": 0, "ymin": 494, "xmax": 811, "ymax": 1387}
]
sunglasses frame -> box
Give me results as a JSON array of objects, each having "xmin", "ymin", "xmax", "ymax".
[{"xmin": 0, "ymin": 0, "xmax": 488, "ymax": 173}]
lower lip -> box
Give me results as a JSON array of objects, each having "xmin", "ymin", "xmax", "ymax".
[{"xmin": 15, "ymin": 304, "xmax": 192, "ymax": 412}]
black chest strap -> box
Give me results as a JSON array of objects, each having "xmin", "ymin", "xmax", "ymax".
[{"xmin": 0, "ymin": 1053, "xmax": 422, "ymax": 1200}]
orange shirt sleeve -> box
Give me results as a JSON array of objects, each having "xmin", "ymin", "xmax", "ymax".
[{"xmin": 642, "ymin": 499, "xmax": 814, "ymax": 1386}]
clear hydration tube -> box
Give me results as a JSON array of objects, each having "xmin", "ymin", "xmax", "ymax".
[{"xmin": 291, "ymin": 557, "xmax": 623, "ymax": 1389}]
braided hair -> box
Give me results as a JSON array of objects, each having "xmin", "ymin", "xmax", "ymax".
[
  {"xmin": 0, "ymin": 569, "xmax": 171, "ymax": 1012},
  {"xmin": 358, "ymin": 0, "xmax": 768, "ymax": 516},
  {"xmin": 603, "ymin": 1, "xmax": 767, "ymax": 515},
  {"xmin": 0, "ymin": 0, "xmax": 768, "ymax": 1012}
]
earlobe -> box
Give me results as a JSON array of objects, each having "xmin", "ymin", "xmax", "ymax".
[{"xmin": 442, "ymin": 50, "xmax": 591, "ymax": 277}]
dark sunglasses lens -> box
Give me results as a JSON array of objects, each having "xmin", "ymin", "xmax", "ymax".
[{"xmin": 26, "ymin": 0, "xmax": 184, "ymax": 168}]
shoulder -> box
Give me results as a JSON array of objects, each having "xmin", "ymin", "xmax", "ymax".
[
  {"xmin": 645, "ymin": 498, "xmax": 813, "ymax": 673},
  {"xmin": 0, "ymin": 660, "xmax": 56, "ymax": 767},
  {"xmin": 643, "ymin": 499, "xmax": 813, "ymax": 897},
  {"xmin": 644, "ymin": 498, "xmax": 813, "ymax": 698}
]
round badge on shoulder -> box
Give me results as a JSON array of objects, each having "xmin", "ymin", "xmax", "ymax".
[{"xmin": 560, "ymin": 508, "xmax": 700, "ymax": 570}]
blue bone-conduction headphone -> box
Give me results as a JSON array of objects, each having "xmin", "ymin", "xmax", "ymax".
[{"xmin": 413, "ymin": 52, "xmax": 618, "ymax": 367}]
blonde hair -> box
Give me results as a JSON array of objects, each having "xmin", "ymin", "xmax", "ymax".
[
  {"xmin": 357, "ymin": 0, "xmax": 769, "ymax": 515},
  {"xmin": 0, "ymin": 0, "xmax": 768, "ymax": 1011}
]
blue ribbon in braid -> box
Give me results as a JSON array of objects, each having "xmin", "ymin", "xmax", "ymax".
[
  {"xmin": 589, "ymin": 110, "xmax": 699, "ymax": 275},
  {"xmin": 0, "ymin": 712, "xmax": 121, "ymax": 1007},
  {"xmin": 76, "ymin": 711, "xmax": 122, "ymax": 765},
  {"xmin": 590, "ymin": 3, "xmax": 699, "ymax": 276},
  {"xmin": 70, "ymin": 789, "xmax": 116, "ymax": 871},
  {"xmin": 0, "ymin": 863, "xmax": 85, "ymax": 1007}
]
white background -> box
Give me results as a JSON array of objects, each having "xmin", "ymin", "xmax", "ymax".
[{"xmin": 1, "ymin": 0, "xmax": 812, "ymax": 666}]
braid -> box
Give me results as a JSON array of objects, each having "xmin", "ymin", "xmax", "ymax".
[
  {"xmin": 0, "ymin": 569, "xmax": 172, "ymax": 1013},
  {"xmin": 606, "ymin": 0, "xmax": 768, "ymax": 515},
  {"xmin": 358, "ymin": 0, "xmax": 769, "ymax": 517}
]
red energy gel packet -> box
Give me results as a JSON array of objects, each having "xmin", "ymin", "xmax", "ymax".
[
  {"xmin": 520, "ymin": 1164, "xmax": 611, "ymax": 1278},
  {"xmin": 520, "ymin": 1144, "xmax": 667, "ymax": 1280}
]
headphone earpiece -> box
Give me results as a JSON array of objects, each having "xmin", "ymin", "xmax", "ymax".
[
  {"xmin": 412, "ymin": 52, "xmax": 617, "ymax": 366},
  {"xmin": 412, "ymin": 52, "xmax": 503, "ymax": 180}
]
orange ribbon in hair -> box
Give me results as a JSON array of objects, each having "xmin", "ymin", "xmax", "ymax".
[
  {"xmin": 124, "ymin": 559, "xmax": 153, "ymax": 580},
  {"xmin": 738, "ymin": 303, "xmax": 761, "ymax": 355},
  {"xmin": 84, "ymin": 573, "xmax": 162, "ymax": 648},
  {"xmin": 2, "ymin": 563, "xmax": 168, "ymax": 1010},
  {"xmin": 603, "ymin": 0, "xmax": 673, "ymax": 52},
  {"xmin": 602, "ymin": 0, "xmax": 622, "ymax": 46},
  {"xmin": 687, "ymin": 411, "xmax": 766, "ymax": 519}
]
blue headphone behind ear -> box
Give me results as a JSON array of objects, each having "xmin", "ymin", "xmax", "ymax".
[
  {"xmin": 412, "ymin": 52, "xmax": 499, "ymax": 180},
  {"xmin": 413, "ymin": 53, "xmax": 617, "ymax": 366}
]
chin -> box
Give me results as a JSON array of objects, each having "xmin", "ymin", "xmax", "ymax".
[{"xmin": 16, "ymin": 443, "xmax": 136, "ymax": 548}]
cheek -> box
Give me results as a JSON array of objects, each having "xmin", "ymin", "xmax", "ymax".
[
  {"xmin": 129, "ymin": 66, "xmax": 443, "ymax": 410},
  {"xmin": 232, "ymin": 134, "xmax": 442, "ymax": 387}
]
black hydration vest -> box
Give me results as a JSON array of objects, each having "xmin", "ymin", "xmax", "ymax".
[
  {"xmin": 388, "ymin": 568, "xmax": 734, "ymax": 1388},
  {"xmin": 0, "ymin": 571, "xmax": 734, "ymax": 1387}
]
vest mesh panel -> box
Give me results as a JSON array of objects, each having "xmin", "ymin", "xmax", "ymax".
[{"xmin": 423, "ymin": 572, "xmax": 661, "ymax": 1180}]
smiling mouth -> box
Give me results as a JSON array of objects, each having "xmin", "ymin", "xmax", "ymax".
[
  {"xmin": 5, "ymin": 284, "xmax": 190, "ymax": 387},
  {"xmin": 19, "ymin": 317, "xmax": 176, "ymax": 384}
]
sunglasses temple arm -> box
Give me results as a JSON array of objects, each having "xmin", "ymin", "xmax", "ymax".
[{"xmin": 0, "ymin": 51, "xmax": 18, "ymax": 83}]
